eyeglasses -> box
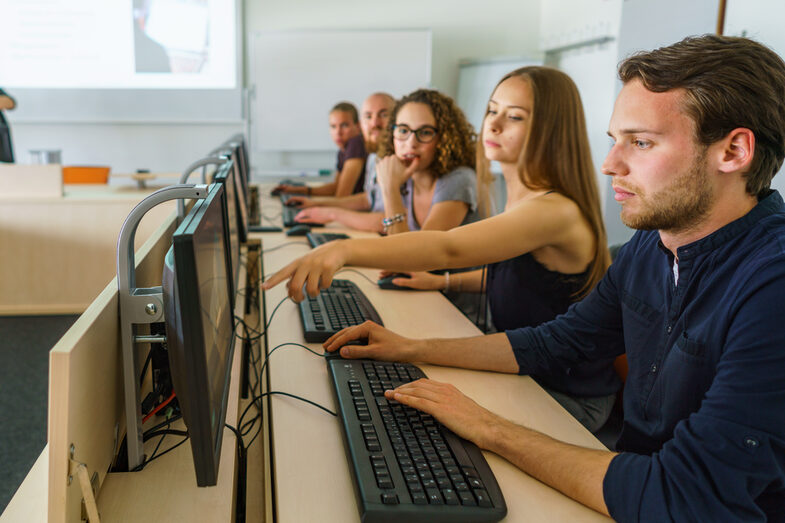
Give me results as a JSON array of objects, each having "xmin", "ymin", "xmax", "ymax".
[{"xmin": 392, "ymin": 124, "xmax": 439, "ymax": 143}]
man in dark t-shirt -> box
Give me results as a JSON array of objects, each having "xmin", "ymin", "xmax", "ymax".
[
  {"xmin": 273, "ymin": 101, "xmax": 367, "ymax": 197},
  {"xmin": 0, "ymin": 88, "xmax": 16, "ymax": 163}
]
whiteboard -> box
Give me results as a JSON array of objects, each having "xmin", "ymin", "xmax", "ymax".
[
  {"xmin": 455, "ymin": 57, "xmax": 541, "ymax": 132},
  {"xmin": 249, "ymin": 29, "xmax": 432, "ymax": 152}
]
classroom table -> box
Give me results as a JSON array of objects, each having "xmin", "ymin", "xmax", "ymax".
[{"xmin": 258, "ymin": 189, "xmax": 612, "ymax": 522}]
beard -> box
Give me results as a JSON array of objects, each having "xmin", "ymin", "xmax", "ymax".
[
  {"xmin": 620, "ymin": 149, "xmax": 714, "ymax": 232},
  {"xmin": 364, "ymin": 128, "xmax": 384, "ymax": 154}
]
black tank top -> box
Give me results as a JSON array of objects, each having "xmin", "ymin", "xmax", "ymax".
[
  {"xmin": 487, "ymin": 252, "xmax": 588, "ymax": 331},
  {"xmin": 487, "ymin": 252, "xmax": 619, "ymax": 397}
]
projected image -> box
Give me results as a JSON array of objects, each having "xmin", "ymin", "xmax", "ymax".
[{"xmin": 133, "ymin": 0, "xmax": 210, "ymax": 74}]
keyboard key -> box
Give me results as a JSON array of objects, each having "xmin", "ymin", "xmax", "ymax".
[
  {"xmin": 381, "ymin": 493, "xmax": 399, "ymax": 505},
  {"xmin": 426, "ymin": 488, "xmax": 443, "ymax": 505},
  {"xmin": 458, "ymin": 490, "xmax": 477, "ymax": 506},
  {"xmin": 411, "ymin": 492, "xmax": 428, "ymax": 505},
  {"xmin": 474, "ymin": 489, "xmax": 493, "ymax": 508},
  {"xmin": 442, "ymin": 488, "xmax": 460, "ymax": 506}
]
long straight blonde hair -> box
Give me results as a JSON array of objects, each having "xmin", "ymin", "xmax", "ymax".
[{"xmin": 476, "ymin": 66, "xmax": 610, "ymax": 297}]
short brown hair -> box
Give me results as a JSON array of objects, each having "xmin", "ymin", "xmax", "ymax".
[
  {"xmin": 378, "ymin": 89, "xmax": 476, "ymax": 179},
  {"xmin": 330, "ymin": 101, "xmax": 359, "ymax": 123},
  {"xmin": 619, "ymin": 34, "xmax": 785, "ymax": 197}
]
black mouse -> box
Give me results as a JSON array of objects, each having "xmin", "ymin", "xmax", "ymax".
[
  {"xmin": 286, "ymin": 223, "xmax": 311, "ymax": 236},
  {"xmin": 377, "ymin": 273, "xmax": 413, "ymax": 290}
]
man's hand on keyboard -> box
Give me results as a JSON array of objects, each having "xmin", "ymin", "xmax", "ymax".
[
  {"xmin": 385, "ymin": 379, "xmax": 503, "ymax": 450},
  {"xmin": 262, "ymin": 242, "xmax": 348, "ymax": 301},
  {"xmin": 323, "ymin": 320, "xmax": 421, "ymax": 362},
  {"xmin": 284, "ymin": 195, "xmax": 315, "ymax": 208},
  {"xmin": 295, "ymin": 207, "xmax": 334, "ymax": 225}
]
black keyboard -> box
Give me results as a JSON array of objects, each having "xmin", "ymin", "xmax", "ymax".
[
  {"xmin": 327, "ymin": 358, "xmax": 507, "ymax": 522},
  {"xmin": 306, "ymin": 231, "xmax": 350, "ymax": 248},
  {"xmin": 298, "ymin": 279, "xmax": 383, "ymax": 343},
  {"xmin": 280, "ymin": 194, "xmax": 324, "ymax": 228}
]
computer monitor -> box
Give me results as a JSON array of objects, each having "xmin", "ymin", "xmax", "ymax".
[
  {"xmin": 227, "ymin": 144, "xmax": 249, "ymax": 242},
  {"xmin": 162, "ymin": 182, "xmax": 236, "ymax": 487},
  {"xmin": 212, "ymin": 161, "xmax": 241, "ymax": 304}
]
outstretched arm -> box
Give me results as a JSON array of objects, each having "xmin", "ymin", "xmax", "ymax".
[
  {"xmin": 263, "ymin": 193, "xmax": 589, "ymax": 300},
  {"xmin": 294, "ymin": 206, "xmax": 384, "ymax": 232}
]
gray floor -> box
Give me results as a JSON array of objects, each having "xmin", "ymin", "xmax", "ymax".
[{"xmin": 0, "ymin": 314, "xmax": 78, "ymax": 513}]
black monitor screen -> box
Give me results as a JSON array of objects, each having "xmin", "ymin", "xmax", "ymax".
[
  {"xmin": 162, "ymin": 182, "xmax": 235, "ymax": 486},
  {"xmin": 213, "ymin": 161, "xmax": 240, "ymax": 302},
  {"xmin": 230, "ymin": 143, "xmax": 248, "ymax": 243}
]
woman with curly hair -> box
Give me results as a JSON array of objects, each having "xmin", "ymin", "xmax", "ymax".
[
  {"xmin": 264, "ymin": 67, "xmax": 617, "ymax": 431},
  {"xmin": 293, "ymin": 89, "xmax": 481, "ymax": 233}
]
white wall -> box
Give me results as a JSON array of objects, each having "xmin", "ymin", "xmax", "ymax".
[
  {"xmin": 11, "ymin": 122, "xmax": 243, "ymax": 180},
  {"xmin": 244, "ymin": 0, "xmax": 542, "ymax": 175}
]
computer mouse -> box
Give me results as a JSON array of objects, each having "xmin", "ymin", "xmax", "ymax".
[
  {"xmin": 377, "ymin": 273, "xmax": 413, "ymax": 290},
  {"xmin": 286, "ymin": 224, "xmax": 312, "ymax": 236}
]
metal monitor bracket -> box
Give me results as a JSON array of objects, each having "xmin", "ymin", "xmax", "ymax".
[
  {"xmin": 117, "ymin": 184, "xmax": 208, "ymax": 471},
  {"xmin": 177, "ymin": 156, "xmax": 230, "ymax": 221}
]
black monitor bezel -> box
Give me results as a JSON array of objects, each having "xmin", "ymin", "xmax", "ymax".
[
  {"xmin": 212, "ymin": 161, "xmax": 241, "ymax": 308},
  {"xmin": 163, "ymin": 182, "xmax": 236, "ymax": 487}
]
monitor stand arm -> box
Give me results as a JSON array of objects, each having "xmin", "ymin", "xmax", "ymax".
[
  {"xmin": 177, "ymin": 156, "xmax": 229, "ymax": 221},
  {"xmin": 116, "ymin": 184, "xmax": 208, "ymax": 472}
]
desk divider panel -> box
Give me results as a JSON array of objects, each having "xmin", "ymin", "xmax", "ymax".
[
  {"xmin": 46, "ymin": 213, "xmax": 261, "ymax": 522},
  {"xmin": 47, "ymin": 213, "xmax": 178, "ymax": 523}
]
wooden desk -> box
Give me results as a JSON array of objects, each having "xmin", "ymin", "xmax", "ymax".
[
  {"xmin": 0, "ymin": 185, "xmax": 174, "ymax": 315},
  {"xmin": 259, "ymin": 226, "xmax": 611, "ymax": 522}
]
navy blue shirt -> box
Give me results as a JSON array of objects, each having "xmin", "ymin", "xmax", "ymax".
[{"xmin": 507, "ymin": 191, "xmax": 785, "ymax": 521}]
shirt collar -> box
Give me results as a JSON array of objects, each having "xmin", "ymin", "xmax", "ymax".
[{"xmin": 654, "ymin": 190, "xmax": 784, "ymax": 261}]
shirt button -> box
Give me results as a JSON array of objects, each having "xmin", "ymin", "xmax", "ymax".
[
  {"xmin": 650, "ymin": 364, "xmax": 657, "ymax": 373},
  {"xmin": 744, "ymin": 437, "xmax": 759, "ymax": 448},
  {"xmin": 666, "ymin": 325, "xmax": 672, "ymax": 333}
]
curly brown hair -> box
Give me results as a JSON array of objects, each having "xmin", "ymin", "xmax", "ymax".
[{"xmin": 377, "ymin": 89, "xmax": 476, "ymax": 179}]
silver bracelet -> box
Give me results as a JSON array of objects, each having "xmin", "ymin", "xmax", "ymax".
[
  {"xmin": 444, "ymin": 271, "xmax": 450, "ymax": 292},
  {"xmin": 382, "ymin": 212, "xmax": 406, "ymax": 232}
]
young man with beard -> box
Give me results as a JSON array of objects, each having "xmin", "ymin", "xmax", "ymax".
[
  {"xmin": 274, "ymin": 102, "xmax": 367, "ymax": 197},
  {"xmin": 264, "ymin": 35, "xmax": 785, "ymax": 520},
  {"xmin": 286, "ymin": 92, "xmax": 398, "ymax": 231}
]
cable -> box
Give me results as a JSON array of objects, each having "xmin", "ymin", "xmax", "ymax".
[
  {"xmin": 335, "ymin": 267, "xmax": 377, "ymax": 286},
  {"xmin": 130, "ymin": 427, "xmax": 189, "ymax": 472},
  {"xmin": 262, "ymin": 210, "xmax": 282, "ymax": 222},
  {"xmin": 225, "ymin": 424, "xmax": 247, "ymax": 523},
  {"xmin": 142, "ymin": 390, "xmax": 176, "ymax": 424},
  {"xmin": 233, "ymin": 296, "xmax": 289, "ymax": 342},
  {"xmin": 143, "ymin": 431, "xmax": 190, "ymax": 467},
  {"xmin": 139, "ymin": 348, "xmax": 152, "ymax": 387},
  {"xmin": 236, "ymin": 342, "xmax": 330, "ymax": 443}
]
